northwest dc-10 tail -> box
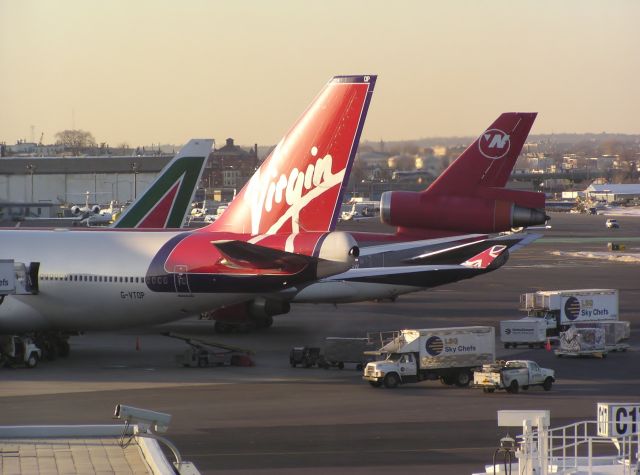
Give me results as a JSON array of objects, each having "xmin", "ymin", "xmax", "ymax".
[
  {"xmin": 0, "ymin": 75, "xmax": 376, "ymax": 341},
  {"xmin": 375, "ymin": 113, "xmax": 548, "ymax": 239}
]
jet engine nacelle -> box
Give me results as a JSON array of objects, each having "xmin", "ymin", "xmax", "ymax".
[
  {"xmin": 90, "ymin": 205, "xmax": 101, "ymax": 214},
  {"xmin": 206, "ymin": 297, "xmax": 291, "ymax": 324},
  {"xmin": 315, "ymin": 231, "xmax": 359, "ymax": 279},
  {"xmin": 70, "ymin": 205, "xmax": 81, "ymax": 216},
  {"xmin": 380, "ymin": 191, "xmax": 548, "ymax": 234}
]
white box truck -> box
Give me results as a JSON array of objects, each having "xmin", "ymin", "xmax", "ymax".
[
  {"xmin": 501, "ymin": 289, "xmax": 621, "ymax": 348},
  {"xmin": 520, "ymin": 289, "xmax": 618, "ymax": 330},
  {"xmin": 500, "ymin": 318, "xmax": 548, "ymax": 349},
  {"xmin": 363, "ymin": 326, "xmax": 495, "ymax": 389}
]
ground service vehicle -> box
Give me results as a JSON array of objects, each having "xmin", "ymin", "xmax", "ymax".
[
  {"xmin": 323, "ymin": 337, "xmax": 375, "ymax": 370},
  {"xmin": 501, "ymin": 289, "xmax": 619, "ymax": 347},
  {"xmin": 363, "ymin": 326, "xmax": 495, "ymax": 389},
  {"xmin": 473, "ymin": 360, "xmax": 555, "ymax": 393},
  {"xmin": 500, "ymin": 318, "xmax": 548, "ymax": 348},
  {"xmin": 0, "ymin": 335, "xmax": 41, "ymax": 368},
  {"xmin": 289, "ymin": 347, "xmax": 324, "ymax": 368},
  {"xmin": 555, "ymin": 326, "xmax": 609, "ymax": 358},
  {"xmin": 605, "ymin": 219, "xmax": 619, "ymax": 229}
]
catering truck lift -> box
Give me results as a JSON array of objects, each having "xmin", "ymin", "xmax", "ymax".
[
  {"xmin": 363, "ymin": 326, "xmax": 495, "ymax": 389},
  {"xmin": 500, "ymin": 289, "xmax": 623, "ymax": 348}
]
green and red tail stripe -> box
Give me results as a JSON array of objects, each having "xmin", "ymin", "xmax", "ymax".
[{"xmin": 112, "ymin": 139, "xmax": 213, "ymax": 229}]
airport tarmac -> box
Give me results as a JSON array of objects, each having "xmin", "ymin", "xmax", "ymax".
[{"xmin": 1, "ymin": 212, "xmax": 639, "ymax": 474}]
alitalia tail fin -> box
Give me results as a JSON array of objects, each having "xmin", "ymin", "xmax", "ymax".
[
  {"xmin": 112, "ymin": 139, "xmax": 213, "ymax": 229},
  {"xmin": 207, "ymin": 75, "xmax": 376, "ymax": 236}
]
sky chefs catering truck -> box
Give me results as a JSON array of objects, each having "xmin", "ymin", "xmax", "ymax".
[
  {"xmin": 501, "ymin": 289, "xmax": 619, "ymax": 348},
  {"xmin": 363, "ymin": 326, "xmax": 495, "ymax": 389}
]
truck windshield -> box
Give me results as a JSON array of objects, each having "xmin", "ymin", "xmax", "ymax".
[
  {"xmin": 506, "ymin": 361, "xmax": 526, "ymax": 369},
  {"xmin": 386, "ymin": 354, "xmax": 402, "ymax": 362}
]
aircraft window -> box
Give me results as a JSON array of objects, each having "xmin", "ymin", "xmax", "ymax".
[
  {"xmin": 163, "ymin": 276, "xmax": 169, "ymax": 284},
  {"xmin": 64, "ymin": 276, "xmax": 68, "ymax": 281},
  {"xmin": 73, "ymin": 275, "xmax": 77, "ymax": 281},
  {"xmin": 99, "ymin": 276, "xmax": 103, "ymax": 282},
  {"xmin": 118, "ymin": 277, "xmax": 122, "ymax": 283},
  {"xmin": 110, "ymin": 276, "xmax": 114, "ymax": 283},
  {"xmin": 151, "ymin": 277, "xmax": 156, "ymax": 284}
]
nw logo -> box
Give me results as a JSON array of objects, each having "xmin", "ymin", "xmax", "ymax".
[{"xmin": 478, "ymin": 128, "xmax": 510, "ymax": 159}]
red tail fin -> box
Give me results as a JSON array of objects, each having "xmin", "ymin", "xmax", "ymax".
[
  {"xmin": 207, "ymin": 75, "xmax": 376, "ymax": 235},
  {"xmin": 426, "ymin": 112, "xmax": 536, "ymax": 196}
]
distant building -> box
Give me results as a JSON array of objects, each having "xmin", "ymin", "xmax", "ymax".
[
  {"xmin": 585, "ymin": 183, "xmax": 640, "ymax": 203},
  {"xmin": 205, "ymin": 138, "xmax": 258, "ymax": 189}
]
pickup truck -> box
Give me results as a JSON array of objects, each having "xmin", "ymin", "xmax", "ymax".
[{"xmin": 472, "ymin": 360, "xmax": 555, "ymax": 393}]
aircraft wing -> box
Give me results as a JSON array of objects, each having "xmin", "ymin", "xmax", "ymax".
[{"xmin": 212, "ymin": 240, "xmax": 317, "ymax": 270}]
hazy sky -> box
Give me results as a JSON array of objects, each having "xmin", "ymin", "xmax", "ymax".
[{"xmin": 1, "ymin": 1, "xmax": 639, "ymax": 147}]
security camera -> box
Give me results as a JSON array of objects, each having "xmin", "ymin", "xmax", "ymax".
[{"xmin": 114, "ymin": 404, "xmax": 172, "ymax": 433}]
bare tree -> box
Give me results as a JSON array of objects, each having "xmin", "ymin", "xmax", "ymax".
[{"xmin": 55, "ymin": 129, "xmax": 96, "ymax": 155}]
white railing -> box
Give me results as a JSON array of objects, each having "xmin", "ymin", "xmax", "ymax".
[{"xmin": 525, "ymin": 420, "xmax": 639, "ymax": 474}]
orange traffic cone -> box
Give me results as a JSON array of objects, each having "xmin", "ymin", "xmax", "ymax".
[
  {"xmin": 545, "ymin": 338, "xmax": 551, "ymax": 351},
  {"xmin": 135, "ymin": 336, "xmax": 141, "ymax": 351}
]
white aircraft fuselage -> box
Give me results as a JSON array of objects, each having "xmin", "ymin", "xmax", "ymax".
[{"xmin": 0, "ymin": 229, "xmax": 248, "ymax": 332}]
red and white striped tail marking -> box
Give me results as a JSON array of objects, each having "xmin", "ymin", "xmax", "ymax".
[{"xmin": 461, "ymin": 245, "xmax": 507, "ymax": 269}]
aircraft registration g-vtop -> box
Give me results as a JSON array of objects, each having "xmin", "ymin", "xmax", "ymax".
[{"xmin": 0, "ymin": 75, "xmax": 376, "ymax": 338}]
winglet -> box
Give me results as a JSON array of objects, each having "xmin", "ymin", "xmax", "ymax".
[{"xmin": 112, "ymin": 139, "xmax": 213, "ymax": 228}]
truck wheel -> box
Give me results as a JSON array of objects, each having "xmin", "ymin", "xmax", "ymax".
[
  {"xmin": 455, "ymin": 371, "xmax": 471, "ymax": 387},
  {"xmin": 543, "ymin": 378, "xmax": 553, "ymax": 391},
  {"xmin": 57, "ymin": 339, "xmax": 70, "ymax": 357},
  {"xmin": 507, "ymin": 380, "xmax": 519, "ymax": 394},
  {"xmin": 383, "ymin": 373, "xmax": 400, "ymax": 389},
  {"xmin": 26, "ymin": 353, "xmax": 38, "ymax": 369},
  {"xmin": 440, "ymin": 375, "xmax": 454, "ymax": 386},
  {"xmin": 369, "ymin": 381, "xmax": 382, "ymax": 388},
  {"xmin": 356, "ymin": 364, "xmax": 363, "ymax": 371},
  {"xmin": 337, "ymin": 362, "xmax": 345, "ymax": 370},
  {"xmin": 483, "ymin": 388, "xmax": 495, "ymax": 394},
  {"xmin": 198, "ymin": 357, "xmax": 207, "ymax": 368}
]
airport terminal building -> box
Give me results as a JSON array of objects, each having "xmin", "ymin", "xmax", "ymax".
[{"xmin": 0, "ymin": 155, "xmax": 172, "ymax": 207}]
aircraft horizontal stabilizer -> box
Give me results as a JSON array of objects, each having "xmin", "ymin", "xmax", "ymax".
[
  {"xmin": 404, "ymin": 233, "xmax": 541, "ymax": 266},
  {"xmin": 211, "ymin": 240, "xmax": 317, "ymax": 270}
]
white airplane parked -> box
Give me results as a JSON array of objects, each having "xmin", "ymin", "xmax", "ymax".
[{"xmin": 0, "ymin": 75, "xmax": 377, "ymax": 355}]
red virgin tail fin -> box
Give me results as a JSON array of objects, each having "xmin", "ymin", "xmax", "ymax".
[
  {"xmin": 426, "ymin": 112, "xmax": 537, "ymax": 196},
  {"xmin": 207, "ymin": 75, "xmax": 376, "ymax": 235}
]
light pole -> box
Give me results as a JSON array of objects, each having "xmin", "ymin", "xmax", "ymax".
[
  {"xmin": 131, "ymin": 162, "xmax": 139, "ymax": 199},
  {"xmin": 25, "ymin": 164, "xmax": 36, "ymax": 202}
]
